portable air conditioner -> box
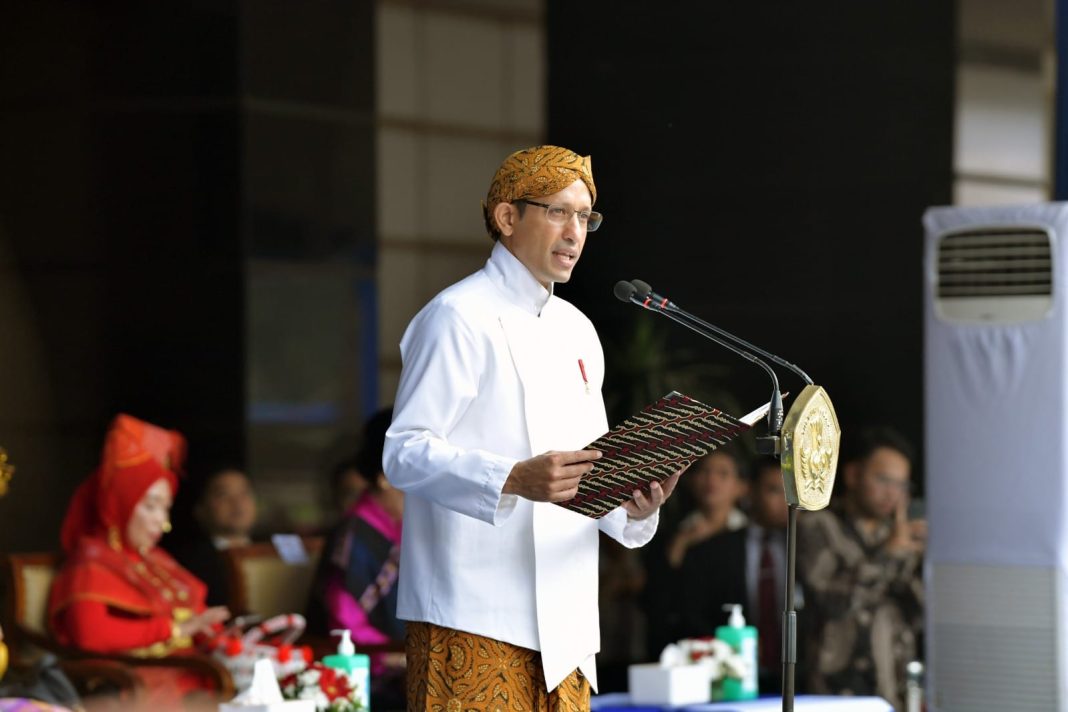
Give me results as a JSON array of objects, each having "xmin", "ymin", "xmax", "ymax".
[{"xmin": 924, "ymin": 202, "xmax": 1066, "ymax": 712}]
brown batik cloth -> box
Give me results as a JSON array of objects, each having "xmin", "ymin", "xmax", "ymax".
[{"xmin": 406, "ymin": 621, "xmax": 590, "ymax": 712}]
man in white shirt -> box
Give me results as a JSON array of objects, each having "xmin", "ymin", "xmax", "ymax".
[{"xmin": 384, "ymin": 145, "xmax": 680, "ymax": 711}]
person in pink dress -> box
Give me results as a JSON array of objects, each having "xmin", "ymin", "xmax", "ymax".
[{"xmin": 307, "ymin": 408, "xmax": 404, "ymax": 707}]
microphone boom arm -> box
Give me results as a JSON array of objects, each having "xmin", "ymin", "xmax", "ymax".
[
  {"xmin": 622, "ymin": 288, "xmax": 785, "ymax": 435},
  {"xmin": 630, "ymin": 280, "xmax": 813, "ymax": 387}
]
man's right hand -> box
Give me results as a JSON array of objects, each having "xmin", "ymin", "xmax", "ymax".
[
  {"xmin": 887, "ymin": 497, "xmax": 926, "ymax": 555},
  {"xmin": 503, "ymin": 450, "xmax": 602, "ymax": 502}
]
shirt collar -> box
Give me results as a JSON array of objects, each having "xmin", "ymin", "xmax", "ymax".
[{"xmin": 485, "ymin": 241, "xmax": 553, "ymax": 316}]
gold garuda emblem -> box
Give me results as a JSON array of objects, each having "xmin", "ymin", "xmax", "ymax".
[
  {"xmin": 780, "ymin": 385, "xmax": 840, "ymax": 511},
  {"xmin": 0, "ymin": 448, "xmax": 13, "ymax": 498}
]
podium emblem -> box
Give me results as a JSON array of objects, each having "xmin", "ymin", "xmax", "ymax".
[{"xmin": 781, "ymin": 385, "xmax": 840, "ymax": 510}]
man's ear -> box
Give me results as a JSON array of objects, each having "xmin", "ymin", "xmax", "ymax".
[{"xmin": 494, "ymin": 201, "xmax": 518, "ymax": 238}]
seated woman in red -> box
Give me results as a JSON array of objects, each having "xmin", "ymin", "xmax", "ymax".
[{"xmin": 48, "ymin": 415, "xmax": 229, "ymax": 692}]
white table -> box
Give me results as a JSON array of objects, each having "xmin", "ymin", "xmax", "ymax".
[{"xmin": 590, "ymin": 692, "xmax": 894, "ymax": 711}]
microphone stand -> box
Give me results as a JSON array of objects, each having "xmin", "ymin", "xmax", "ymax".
[{"xmin": 619, "ymin": 281, "xmax": 807, "ymax": 712}]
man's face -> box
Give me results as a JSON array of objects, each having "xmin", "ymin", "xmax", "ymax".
[
  {"xmin": 753, "ymin": 465, "xmax": 789, "ymax": 529},
  {"xmin": 499, "ymin": 179, "xmax": 592, "ymax": 288},
  {"xmin": 851, "ymin": 446, "xmax": 911, "ymax": 519},
  {"xmin": 198, "ymin": 470, "xmax": 257, "ymax": 538},
  {"xmin": 336, "ymin": 468, "xmax": 368, "ymax": 513},
  {"xmin": 689, "ymin": 452, "xmax": 747, "ymax": 512}
]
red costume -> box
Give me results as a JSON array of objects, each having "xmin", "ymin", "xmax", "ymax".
[{"xmin": 48, "ymin": 414, "xmax": 209, "ymax": 657}]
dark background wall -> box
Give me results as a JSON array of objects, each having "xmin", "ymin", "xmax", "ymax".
[
  {"xmin": 548, "ymin": 0, "xmax": 956, "ymax": 477},
  {"xmin": 0, "ymin": 1, "xmax": 375, "ymax": 552},
  {"xmin": 0, "ymin": 3, "xmax": 245, "ymax": 553}
]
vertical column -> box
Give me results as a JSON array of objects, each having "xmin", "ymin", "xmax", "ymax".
[
  {"xmin": 1056, "ymin": 0, "xmax": 1068, "ymax": 199},
  {"xmin": 375, "ymin": 0, "xmax": 547, "ymax": 404},
  {"xmin": 239, "ymin": 0, "xmax": 377, "ymax": 529}
]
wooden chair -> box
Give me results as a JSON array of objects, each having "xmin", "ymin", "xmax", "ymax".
[
  {"xmin": 221, "ymin": 537, "xmax": 324, "ymax": 619},
  {"xmin": 222, "ymin": 537, "xmax": 407, "ymax": 664},
  {"xmin": 2, "ymin": 551, "xmax": 235, "ymax": 701}
]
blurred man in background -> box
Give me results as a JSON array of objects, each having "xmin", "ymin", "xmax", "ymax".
[{"xmin": 798, "ymin": 427, "xmax": 925, "ymax": 710}]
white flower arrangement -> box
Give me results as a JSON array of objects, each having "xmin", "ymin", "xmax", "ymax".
[{"xmin": 660, "ymin": 636, "xmax": 751, "ymax": 683}]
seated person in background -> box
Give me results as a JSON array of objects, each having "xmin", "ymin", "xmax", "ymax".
[
  {"xmin": 641, "ymin": 445, "xmax": 750, "ymax": 659},
  {"xmin": 678, "ymin": 457, "xmax": 794, "ymax": 693},
  {"xmin": 164, "ymin": 464, "xmax": 257, "ymax": 607},
  {"xmin": 797, "ymin": 426, "xmax": 925, "ymax": 711},
  {"xmin": 330, "ymin": 456, "xmax": 369, "ymax": 522},
  {"xmin": 48, "ymin": 415, "xmax": 229, "ymax": 691},
  {"xmin": 308, "ymin": 407, "xmax": 404, "ymax": 707},
  {"xmin": 666, "ymin": 446, "xmax": 749, "ymax": 568},
  {"xmin": 308, "ymin": 407, "xmax": 403, "ymax": 645}
]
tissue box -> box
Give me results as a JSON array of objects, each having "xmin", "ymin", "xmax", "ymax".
[
  {"xmin": 219, "ymin": 701, "xmax": 316, "ymax": 712},
  {"xmin": 628, "ymin": 663, "xmax": 713, "ymax": 706}
]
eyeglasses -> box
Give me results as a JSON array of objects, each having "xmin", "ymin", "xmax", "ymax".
[
  {"xmin": 516, "ymin": 199, "xmax": 603, "ymax": 232},
  {"xmin": 873, "ymin": 473, "xmax": 911, "ymax": 493}
]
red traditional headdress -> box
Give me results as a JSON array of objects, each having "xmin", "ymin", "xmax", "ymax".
[{"xmin": 59, "ymin": 414, "xmax": 186, "ymax": 553}]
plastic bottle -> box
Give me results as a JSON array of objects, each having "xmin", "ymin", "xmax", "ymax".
[
  {"xmin": 905, "ymin": 660, "xmax": 924, "ymax": 712},
  {"xmin": 323, "ymin": 629, "xmax": 371, "ymax": 710},
  {"xmin": 714, "ymin": 604, "xmax": 758, "ymax": 701}
]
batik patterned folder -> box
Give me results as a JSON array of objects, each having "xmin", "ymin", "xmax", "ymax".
[{"xmin": 557, "ymin": 391, "xmax": 768, "ymax": 519}]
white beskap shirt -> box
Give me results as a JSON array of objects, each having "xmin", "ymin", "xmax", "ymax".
[{"xmin": 384, "ymin": 241, "xmax": 658, "ymax": 691}]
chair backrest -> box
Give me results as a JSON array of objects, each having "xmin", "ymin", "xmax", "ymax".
[
  {"xmin": 3, "ymin": 552, "xmax": 59, "ymax": 643},
  {"xmin": 222, "ymin": 537, "xmax": 323, "ymax": 619},
  {"xmin": 3, "ymin": 551, "xmax": 237, "ymax": 699}
]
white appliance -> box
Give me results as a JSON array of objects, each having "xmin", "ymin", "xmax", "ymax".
[{"xmin": 924, "ymin": 202, "xmax": 1067, "ymax": 711}]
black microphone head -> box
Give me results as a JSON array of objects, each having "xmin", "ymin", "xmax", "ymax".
[
  {"xmin": 614, "ymin": 280, "xmax": 638, "ymax": 302},
  {"xmin": 630, "ymin": 279, "xmax": 652, "ymax": 297}
]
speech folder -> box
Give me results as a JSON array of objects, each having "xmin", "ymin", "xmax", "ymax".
[{"xmin": 556, "ymin": 391, "xmax": 773, "ymax": 519}]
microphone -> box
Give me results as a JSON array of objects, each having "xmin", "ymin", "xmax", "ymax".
[
  {"xmin": 629, "ymin": 280, "xmax": 813, "ymax": 386},
  {"xmin": 614, "ymin": 280, "xmax": 785, "ymax": 434},
  {"xmin": 613, "ymin": 280, "xmax": 638, "ymax": 303}
]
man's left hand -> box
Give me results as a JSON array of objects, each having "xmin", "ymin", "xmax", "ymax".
[{"xmin": 623, "ymin": 468, "xmax": 683, "ymax": 520}]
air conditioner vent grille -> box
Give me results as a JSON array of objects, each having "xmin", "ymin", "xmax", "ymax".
[{"xmin": 938, "ymin": 229, "xmax": 1052, "ymax": 298}]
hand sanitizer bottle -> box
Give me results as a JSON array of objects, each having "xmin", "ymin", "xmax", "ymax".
[
  {"xmin": 323, "ymin": 629, "xmax": 371, "ymax": 710},
  {"xmin": 714, "ymin": 604, "xmax": 759, "ymax": 701}
]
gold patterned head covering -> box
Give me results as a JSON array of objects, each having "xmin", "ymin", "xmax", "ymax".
[{"xmin": 482, "ymin": 145, "xmax": 596, "ymax": 240}]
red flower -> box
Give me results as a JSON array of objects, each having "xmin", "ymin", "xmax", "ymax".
[{"xmin": 318, "ymin": 667, "xmax": 354, "ymax": 702}]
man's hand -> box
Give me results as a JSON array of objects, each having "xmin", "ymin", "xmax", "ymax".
[
  {"xmin": 886, "ymin": 497, "xmax": 927, "ymax": 555},
  {"xmin": 623, "ymin": 468, "xmax": 683, "ymax": 520},
  {"xmin": 503, "ymin": 450, "xmax": 602, "ymax": 502}
]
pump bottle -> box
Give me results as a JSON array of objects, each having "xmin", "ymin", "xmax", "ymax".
[
  {"xmin": 714, "ymin": 604, "xmax": 758, "ymax": 701},
  {"xmin": 323, "ymin": 629, "xmax": 371, "ymax": 710}
]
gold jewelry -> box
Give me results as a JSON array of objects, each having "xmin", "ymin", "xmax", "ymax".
[
  {"xmin": 0, "ymin": 639, "xmax": 9, "ymax": 680},
  {"xmin": 108, "ymin": 526, "xmax": 122, "ymax": 551},
  {"xmin": 162, "ymin": 521, "xmax": 172, "ymax": 534}
]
